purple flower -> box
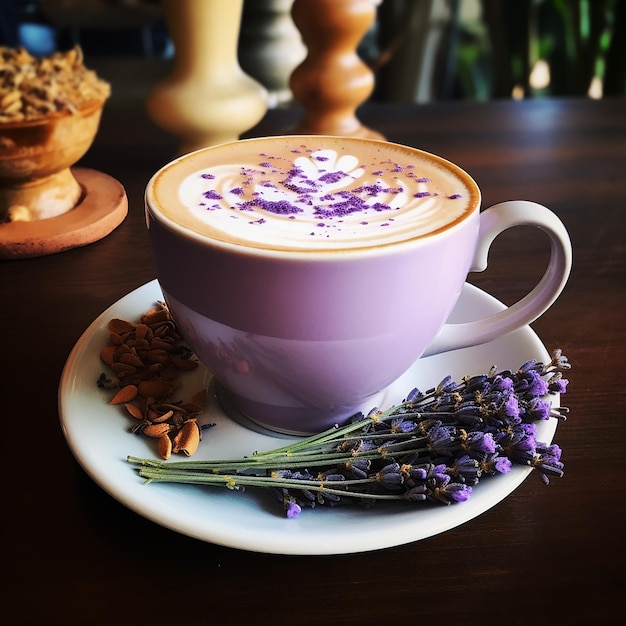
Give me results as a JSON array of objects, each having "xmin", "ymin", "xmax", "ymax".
[
  {"xmin": 549, "ymin": 348, "xmax": 571, "ymax": 370},
  {"xmin": 436, "ymin": 375, "xmax": 460, "ymax": 395},
  {"xmin": 491, "ymin": 375, "xmax": 514, "ymax": 391},
  {"xmin": 449, "ymin": 454, "xmax": 481, "ymax": 484},
  {"xmin": 501, "ymin": 393, "xmax": 520, "ymax": 419},
  {"xmin": 434, "ymin": 482, "xmax": 473, "ymax": 504},
  {"xmin": 497, "ymin": 424, "xmax": 537, "ymax": 464},
  {"xmin": 406, "ymin": 387, "xmax": 424, "ymax": 404},
  {"xmin": 391, "ymin": 417, "xmax": 418, "ymax": 433},
  {"xmin": 401, "ymin": 463, "xmax": 429, "ymax": 483},
  {"xmin": 518, "ymin": 359, "xmax": 538, "ymax": 373},
  {"xmin": 285, "ymin": 500, "xmax": 302, "ymax": 519},
  {"xmin": 493, "ymin": 455, "xmax": 513, "ymax": 474},
  {"xmin": 464, "ymin": 431, "xmax": 496, "ymax": 456},
  {"xmin": 481, "ymin": 453, "xmax": 513, "ymax": 475},
  {"xmin": 549, "ymin": 377, "xmax": 569, "ymax": 394},
  {"xmin": 527, "ymin": 369, "xmax": 549, "ymax": 396},
  {"xmin": 405, "ymin": 484, "xmax": 428, "ymax": 501},
  {"xmin": 525, "ymin": 397, "xmax": 552, "ymax": 421},
  {"xmin": 427, "ymin": 422, "xmax": 459, "ymax": 456},
  {"xmin": 532, "ymin": 447, "xmax": 564, "ymax": 484},
  {"xmin": 344, "ymin": 459, "xmax": 370, "ymax": 479},
  {"xmin": 465, "ymin": 374, "xmax": 490, "ymax": 393},
  {"xmin": 537, "ymin": 442, "xmax": 562, "ymax": 461},
  {"xmin": 376, "ymin": 463, "xmax": 404, "ymax": 490}
]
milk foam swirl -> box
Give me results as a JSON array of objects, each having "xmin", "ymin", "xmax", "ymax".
[{"xmin": 174, "ymin": 142, "xmax": 474, "ymax": 250}]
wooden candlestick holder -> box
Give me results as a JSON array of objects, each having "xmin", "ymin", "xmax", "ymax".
[{"xmin": 289, "ymin": 0, "xmax": 384, "ymax": 139}]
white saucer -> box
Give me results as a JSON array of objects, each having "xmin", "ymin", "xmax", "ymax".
[{"xmin": 59, "ymin": 280, "xmax": 558, "ymax": 555}]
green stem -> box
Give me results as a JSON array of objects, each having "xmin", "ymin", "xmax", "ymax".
[
  {"xmin": 127, "ymin": 441, "xmax": 430, "ymax": 474},
  {"xmin": 137, "ymin": 467, "xmax": 406, "ymax": 501}
]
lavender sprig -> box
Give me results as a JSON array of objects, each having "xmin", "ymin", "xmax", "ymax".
[{"xmin": 127, "ymin": 349, "xmax": 570, "ymax": 518}]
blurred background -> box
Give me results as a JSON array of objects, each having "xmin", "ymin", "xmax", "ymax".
[{"xmin": 1, "ymin": 0, "xmax": 624, "ymax": 109}]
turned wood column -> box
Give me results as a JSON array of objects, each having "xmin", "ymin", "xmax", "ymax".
[
  {"xmin": 289, "ymin": 0, "xmax": 384, "ymax": 138},
  {"xmin": 146, "ymin": 0, "xmax": 268, "ymax": 154},
  {"xmin": 238, "ymin": 0, "xmax": 306, "ymax": 107}
]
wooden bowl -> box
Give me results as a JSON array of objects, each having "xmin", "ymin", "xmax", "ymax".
[{"xmin": 0, "ymin": 100, "xmax": 104, "ymax": 222}]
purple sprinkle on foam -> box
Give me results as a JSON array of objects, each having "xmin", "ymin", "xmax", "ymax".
[
  {"xmin": 371, "ymin": 202, "xmax": 391, "ymax": 211},
  {"xmin": 253, "ymin": 199, "xmax": 303, "ymax": 215},
  {"xmin": 229, "ymin": 187, "xmax": 244, "ymax": 196},
  {"xmin": 448, "ymin": 194, "xmax": 463, "ymax": 199},
  {"xmin": 414, "ymin": 191, "xmax": 431, "ymax": 198},
  {"xmin": 315, "ymin": 155, "xmax": 329, "ymax": 161},
  {"xmin": 417, "ymin": 177, "xmax": 431, "ymax": 183},
  {"xmin": 319, "ymin": 171, "xmax": 347, "ymax": 184},
  {"xmin": 203, "ymin": 190, "xmax": 222, "ymax": 200},
  {"xmin": 200, "ymin": 173, "xmax": 215, "ymax": 180}
]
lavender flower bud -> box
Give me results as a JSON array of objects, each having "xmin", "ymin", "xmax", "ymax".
[
  {"xmin": 443, "ymin": 483, "xmax": 473, "ymax": 503},
  {"xmin": 405, "ymin": 484, "xmax": 428, "ymax": 501},
  {"xmin": 527, "ymin": 369, "xmax": 549, "ymax": 396},
  {"xmin": 285, "ymin": 499, "xmax": 302, "ymax": 519},
  {"xmin": 391, "ymin": 417, "xmax": 418, "ymax": 433},
  {"xmin": 464, "ymin": 374, "xmax": 489, "ymax": 393},
  {"xmin": 549, "ymin": 348, "xmax": 571, "ymax": 370},
  {"xmin": 401, "ymin": 463, "xmax": 428, "ymax": 482},
  {"xmin": 490, "ymin": 375, "xmax": 514, "ymax": 392},
  {"xmin": 436, "ymin": 375, "xmax": 460, "ymax": 395},
  {"xmin": 449, "ymin": 454, "xmax": 481, "ymax": 484},
  {"xmin": 501, "ymin": 392, "xmax": 520, "ymax": 419},
  {"xmin": 343, "ymin": 459, "xmax": 370, "ymax": 479},
  {"xmin": 463, "ymin": 431, "xmax": 496, "ymax": 456},
  {"xmin": 427, "ymin": 421, "xmax": 459, "ymax": 456},
  {"xmin": 376, "ymin": 462, "xmax": 404, "ymax": 490},
  {"xmin": 525, "ymin": 397, "xmax": 552, "ymax": 421},
  {"xmin": 548, "ymin": 376, "xmax": 569, "ymax": 394},
  {"xmin": 406, "ymin": 387, "xmax": 424, "ymax": 404}
]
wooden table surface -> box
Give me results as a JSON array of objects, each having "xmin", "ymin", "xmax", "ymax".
[{"xmin": 2, "ymin": 97, "xmax": 624, "ymax": 625}]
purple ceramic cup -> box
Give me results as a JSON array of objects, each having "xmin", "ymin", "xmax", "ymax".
[{"xmin": 145, "ymin": 136, "xmax": 571, "ymax": 434}]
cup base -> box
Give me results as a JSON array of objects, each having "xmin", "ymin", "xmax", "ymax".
[{"xmin": 213, "ymin": 381, "xmax": 385, "ymax": 436}]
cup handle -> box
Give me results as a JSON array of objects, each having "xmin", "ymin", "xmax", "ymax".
[{"xmin": 422, "ymin": 200, "xmax": 572, "ymax": 357}]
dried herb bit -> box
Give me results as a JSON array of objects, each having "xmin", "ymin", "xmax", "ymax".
[
  {"xmin": 128, "ymin": 349, "xmax": 571, "ymax": 518},
  {"xmin": 98, "ymin": 301, "xmax": 214, "ymax": 459}
]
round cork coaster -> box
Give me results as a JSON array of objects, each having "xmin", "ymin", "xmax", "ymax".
[{"xmin": 0, "ymin": 167, "xmax": 128, "ymax": 260}]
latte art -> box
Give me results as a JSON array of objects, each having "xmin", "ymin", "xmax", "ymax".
[{"xmin": 152, "ymin": 137, "xmax": 478, "ymax": 251}]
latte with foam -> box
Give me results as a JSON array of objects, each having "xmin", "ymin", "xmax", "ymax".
[{"xmin": 149, "ymin": 136, "xmax": 479, "ymax": 252}]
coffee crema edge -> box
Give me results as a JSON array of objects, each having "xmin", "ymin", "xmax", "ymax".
[{"xmin": 147, "ymin": 136, "xmax": 481, "ymax": 255}]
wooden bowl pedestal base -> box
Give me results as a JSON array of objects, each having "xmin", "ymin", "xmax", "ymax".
[{"xmin": 0, "ymin": 167, "xmax": 127, "ymax": 259}]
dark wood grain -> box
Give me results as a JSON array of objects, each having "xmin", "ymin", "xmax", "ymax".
[{"xmin": 1, "ymin": 97, "xmax": 624, "ymax": 626}]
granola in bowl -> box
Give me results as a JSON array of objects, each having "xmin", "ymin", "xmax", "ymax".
[{"xmin": 0, "ymin": 45, "xmax": 110, "ymax": 123}]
